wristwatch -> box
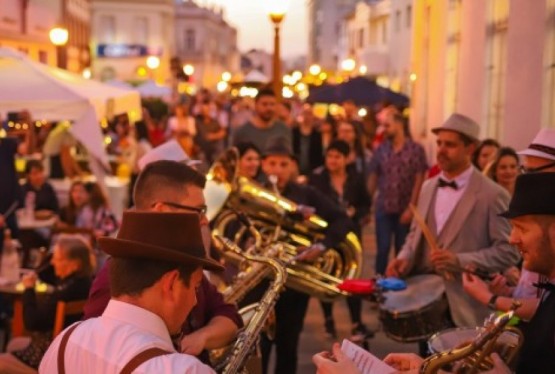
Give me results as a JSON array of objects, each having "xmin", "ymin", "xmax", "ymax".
[{"xmin": 487, "ymin": 295, "xmax": 499, "ymax": 310}]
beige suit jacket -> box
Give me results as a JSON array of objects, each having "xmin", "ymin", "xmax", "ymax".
[{"xmin": 397, "ymin": 168, "xmax": 521, "ymax": 327}]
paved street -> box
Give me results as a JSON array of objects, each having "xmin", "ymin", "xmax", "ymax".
[{"xmin": 270, "ymin": 223, "xmax": 420, "ymax": 373}]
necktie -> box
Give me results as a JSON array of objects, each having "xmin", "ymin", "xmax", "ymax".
[{"xmin": 438, "ymin": 178, "xmax": 458, "ymax": 190}]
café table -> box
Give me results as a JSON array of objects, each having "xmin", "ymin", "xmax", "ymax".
[{"xmin": 0, "ymin": 278, "xmax": 53, "ymax": 337}]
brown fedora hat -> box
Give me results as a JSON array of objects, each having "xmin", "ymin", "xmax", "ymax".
[{"xmin": 98, "ymin": 211, "xmax": 224, "ymax": 272}]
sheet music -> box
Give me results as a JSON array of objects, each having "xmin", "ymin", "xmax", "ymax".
[{"xmin": 341, "ymin": 339, "xmax": 396, "ymax": 374}]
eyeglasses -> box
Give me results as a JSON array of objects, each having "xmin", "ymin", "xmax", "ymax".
[
  {"xmin": 154, "ymin": 201, "xmax": 208, "ymax": 215},
  {"xmin": 519, "ymin": 161, "xmax": 555, "ymax": 174}
]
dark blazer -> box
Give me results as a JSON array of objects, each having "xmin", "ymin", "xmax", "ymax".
[
  {"xmin": 281, "ymin": 181, "xmax": 354, "ymax": 249},
  {"xmin": 309, "ymin": 167, "xmax": 371, "ymax": 235},
  {"xmin": 292, "ymin": 127, "xmax": 323, "ymax": 175}
]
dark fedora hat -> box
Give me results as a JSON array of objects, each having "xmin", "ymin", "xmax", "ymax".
[
  {"xmin": 263, "ymin": 136, "xmax": 294, "ymax": 159},
  {"xmin": 98, "ymin": 211, "xmax": 224, "ymax": 272},
  {"xmin": 500, "ymin": 173, "xmax": 555, "ymax": 219}
]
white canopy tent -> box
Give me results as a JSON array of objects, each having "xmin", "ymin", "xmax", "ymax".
[
  {"xmin": 244, "ymin": 69, "xmax": 269, "ymax": 83},
  {"xmin": 0, "ymin": 47, "xmax": 141, "ymax": 166},
  {"xmin": 137, "ymin": 80, "xmax": 172, "ymax": 100}
]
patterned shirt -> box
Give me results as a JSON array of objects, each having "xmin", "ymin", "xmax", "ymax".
[{"xmin": 369, "ymin": 139, "xmax": 428, "ymax": 213}]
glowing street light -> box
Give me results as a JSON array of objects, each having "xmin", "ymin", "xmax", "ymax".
[
  {"xmin": 359, "ymin": 65, "xmax": 368, "ymax": 75},
  {"xmin": 221, "ymin": 71, "xmax": 232, "ymax": 82},
  {"xmin": 82, "ymin": 68, "xmax": 92, "ymax": 79},
  {"xmin": 183, "ymin": 64, "xmax": 195, "ymax": 76},
  {"xmin": 49, "ymin": 26, "xmax": 69, "ymax": 69},
  {"xmin": 49, "ymin": 27, "xmax": 69, "ymax": 46},
  {"xmin": 309, "ymin": 64, "xmax": 321, "ymax": 76},
  {"xmin": 341, "ymin": 58, "xmax": 356, "ymax": 72},
  {"xmin": 267, "ymin": 0, "xmax": 290, "ymax": 98},
  {"xmin": 146, "ymin": 56, "xmax": 160, "ymax": 70},
  {"xmin": 217, "ymin": 81, "xmax": 228, "ymax": 92},
  {"xmin": 292, "ymin": 70, "xmax": 303, "ymax": 82}
]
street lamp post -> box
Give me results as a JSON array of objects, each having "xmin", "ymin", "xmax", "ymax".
[
  {"xmin": 268, "ymin": 2, "xmax": 288, "ymax": 98},
  {"xmin": 49, "ymin": 26, "xmax": 69, "ymax": 69}
]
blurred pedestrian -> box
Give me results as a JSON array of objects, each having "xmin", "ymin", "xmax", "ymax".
[
  {"xmin": 231, "ymin": 88, "xmax": 291, "ymax": 152},
  {"xmin": 368, "ymin": 113, "xmax": 428, "ymax": 274}
]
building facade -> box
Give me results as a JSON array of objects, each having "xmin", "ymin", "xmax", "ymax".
[
  {"xmin": 90, "ymin": 0, "xmax": 175, "ymax": 83},
  {"xmin": 337, "ymin": 0, "xmax": 413, "ymax": 95},
  {"xmin": 0, "ymin": 0, "xmax": 90, "ymax": 72},
  {"xmin": 307, "ymin": 0, "xmax": 359, "ymax": 71},
  {"xmin": 174, "ymin": 0, "xmax": 239, "ymax": 89},
  {"xmin": 410, "ymin": 0, "xmax": 555, "ymax": 154}
]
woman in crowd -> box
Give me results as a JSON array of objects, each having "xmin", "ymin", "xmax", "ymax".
[
  {"xmin": 336, "ymin": 120, "xmax": 372, "ymax": 176},
  {"xmin": 167, "ymin": 103, "xmax": 197, "ymax": 157},
  {"xmin": 58, "ymin": 181, "xmax": 118, "ymax": 241},
  {"xmin": 236, "ymin": 141, "xmax": 261, "ymax": 180},
  {"xmin": 309, "ymin": 140, "xmax": 372, "ymax": 341},
  {"xmin": 58, "ymin": 181, "xmax": 88, "ymax": 227},
  {"xmin": 489, "ymin": 147, "xmax": 520, "ymax": 196},
  {"xmin": 0, "ymin": 235, "xmax": 94, "ymax": 373},
  {"xmin": 195, "ymin": 99, "xmax": 226, "ymax": 166},
  {"xmin": 128, "ymin": 121, "xmax": 152, "ymax": 207},
  {"xmin": 472, "ymin": 138, "xmax": 500, "ymax": 172},
  {"xmin": 77, "ymin": 183, "xmax": 118, "ymax": 238}
]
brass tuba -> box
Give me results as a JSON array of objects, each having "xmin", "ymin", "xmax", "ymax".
[
  {"xmin": 420, "ymin": 303, "xmax": 524, "ymax": 374},
  {"xmin": 205, "ymin": 148, "xmax": 363, "ymax": 302}
]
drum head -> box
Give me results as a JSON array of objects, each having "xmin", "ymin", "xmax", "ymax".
[{"xmin": 382, "ymin": 274, "xmax": 445, "ymax": 313}]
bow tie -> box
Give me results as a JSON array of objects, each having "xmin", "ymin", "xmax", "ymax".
[
  {"xmin": 438, "ymin": 178, "xmax": 458, "ymax": 190},
  {"xmin": 533, "ymin": 282, "xmax": 555, "ymax": 291}
]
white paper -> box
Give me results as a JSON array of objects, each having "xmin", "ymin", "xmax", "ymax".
[{"xmin": 341, "ymin": 339, "xmax": 396, "ymax": 374}]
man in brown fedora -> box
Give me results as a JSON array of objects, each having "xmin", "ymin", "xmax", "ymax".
[
  {"xmin": 40, "ymin": 211, "xmax": 221, "ymax": 373},
  {"xmin": 82, "ymin": 160, "xmax": 242, "ymax": 362},
  {"xmin": 386, "ymin": 113, "xmax": 520, "ymax": 351}
]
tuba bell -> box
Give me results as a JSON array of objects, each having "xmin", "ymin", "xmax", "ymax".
[{"xmin": 205, "ymin": 148, "xmax": 363, "ymax": 302}]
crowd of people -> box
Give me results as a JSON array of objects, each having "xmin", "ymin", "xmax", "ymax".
[{"xmin": 0, "ymin": 84, "xmax": 554, "ymax": 374}]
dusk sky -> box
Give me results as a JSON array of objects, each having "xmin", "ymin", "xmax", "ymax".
[{"xmin": 208, "ymin": 0, "xmax": 307, "ymax": 58}]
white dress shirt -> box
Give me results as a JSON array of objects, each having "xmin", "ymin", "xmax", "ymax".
[
  {"xmin": 40, "ymin": 300, "xmax": 214, "ymax": 374},
  {"xmin": 434, "ymin": 166, "xmax": 474, "ymax": 235}
]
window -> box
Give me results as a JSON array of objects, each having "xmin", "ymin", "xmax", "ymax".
[
  {"xmin": 358, "ymin": 28, "xmax": 364, "ymax": 48},
  {"xmin": 38, "ymin": 50, "xmax": 48, "ymax": 64},
  {"xmin": 99, "ymin": 16, "xmax": 115, "ymax": 43},
  {"xmin": 134, "ymin": 17, "xmax": 148, "ymax": 44},
  {"xmin": 185, "ymin": 29, "xmax": 195, "ymax": 52},
  {"xmin": 395, "ymin": 10, "xmax": 401, "ymax": 32},
  {"xmin": 381, "ymin": 20, "xmax": 388, "ymax": 44},
  {"xmin": 406, "ymin": 5, "xmax": 412, "ymax": 28},
  {"xmin": 483, "ymin": 0, "xmax": 509, "ymax": 139}
]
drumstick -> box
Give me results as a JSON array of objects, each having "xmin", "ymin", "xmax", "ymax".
[
  {"xmin": 444, "ymin": 264, "xmax": 495, "ymax": 281},
  {"xmin": 408, "ymin": 204, "xmax": 453, "ymax": 280},
  {"xmin": 3, "ymin": 201, "xmax": 18, "ymax": 219},
  {"xmin": 408, "ymin": 203, "xmax": 438, "ymax": 253}
]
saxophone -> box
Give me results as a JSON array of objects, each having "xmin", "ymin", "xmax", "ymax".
[
  {"xmin": 214, "ymin": 235, "xmax": 287, "ymax": 374},
  {"xmin": 420, "ymin": 302, "xmax": 524, "ymax": 374}
]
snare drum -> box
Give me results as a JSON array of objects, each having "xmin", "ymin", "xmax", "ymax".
[{"xmin": 379, "ymin": 274, "xmax": 450, "ymax": 342}]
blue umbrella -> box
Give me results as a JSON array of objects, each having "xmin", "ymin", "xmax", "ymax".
[{"xmin": 307, "ymin": 77, "xmax": 409, "ymax": 108}]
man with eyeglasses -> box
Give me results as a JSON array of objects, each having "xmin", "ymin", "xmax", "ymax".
[
  {"xmin": 82, "ymin": 160, "xmax": 242, "ymax": 363},
  {"xmin": 517, "ymin": 128, "xmax": 555, "ymax": 173}
]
